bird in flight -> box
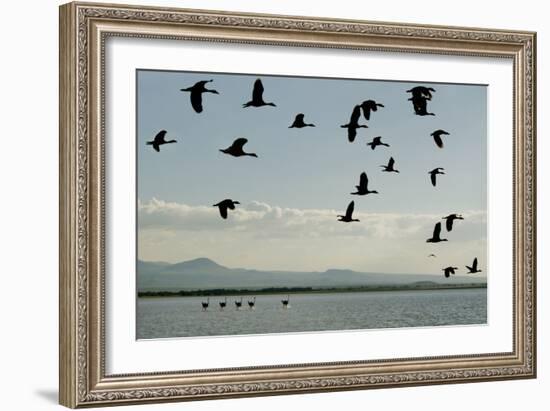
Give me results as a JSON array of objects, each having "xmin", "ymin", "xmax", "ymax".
[
  {"xmin": 146, "ymin": 130, "xmax": 177, "ymax": 152},
  {"xmin": 442, "ymin": 213, "xmax": 464, "ymax": 231},
  {"xmin": 351, "ymin": 172, "xmax": 379, "ymax": 195},
  {"xmin": 289, "ymin": 113, "xmax": 315, "ymax": 128},
  {"xmin": 431, "ymin": 129, "xmax": 450, "ymax": 148},
  {"xmin": 442, "ymin": 266, "xmax": 458, "ymax": 278},
  {"xmin": 466, "ymin": 258, "xmax": 482, "ymax": 274},
  {"xmin": 337, "ymin": 201, "xmax": 360, "ymax": 222},
  {"xmin": 243, "ymin": 79, "xmax": 276, "ymax": 108},
  {"xmin": 426, "ymin": 222, "xmax": 448, "ymax": 243},
  {"xmin": 429, "ymin": 167, "xmax": 445, "ymax": 187},
  {"xmin": 380, "ymin": 157, "xmax": 399, "ymax": 173},
  {"xmin": 179, "ymin": 80, "xmax": 219, "ymax": 113},
  {"xmin": 359, "ymin": 100, "xmax": 384, "ymax": 120},
  {"xmin": 367, "ymin": 136, "xmax": 390, "ymax": 150},
  {"xmin": 220, "ymin": 138, "xmax": 258, "ymax": 158},
  {"xmin": 341, "ymin": 105, "xmax": 368, "ymax": 142},
  {"xmin": 428, "ymin": 254, "xmax": 437, "ymax": 258},
  {"xmin": 213, "ymin": 199, "xmax": 240, "ymax": 219}
]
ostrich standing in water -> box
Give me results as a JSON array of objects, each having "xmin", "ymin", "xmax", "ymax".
[
  {"xmin": 247, "ymin": 296, "xmax": 256, "ymax": 310},
  {"xmin": 201, "ymin": 297, "xmax": 209, "ymax": 311},
  {"xmin": 219, "ymin": 297, "xmax": 227, "ymax": 311},
  {"xmin": 234, "ymin": 297, "xmax": 243, "ymax": 310}
]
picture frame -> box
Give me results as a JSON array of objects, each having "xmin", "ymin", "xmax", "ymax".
[{"xmin": 59, "ymin": 1, "xmax": 536, "ymax": 408}]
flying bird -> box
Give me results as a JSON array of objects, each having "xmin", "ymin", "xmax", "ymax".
[
  {"xmin": 431, "ymin": 129, "xmax": 450, "ymax": 148},
  {"xmin": 443, "ymin": 266, "xmax": 458, "ymax": 278},
  {"xmin": 220, "ymin": 138, "xmax": 258, "ymax": 158},
  {"xmin": 146, "ymin": 130, "xmax": 177, "ymax": 152},
  {"xmin": 407, "ymin": 86, "xmax": 436, "ymax": 100},
  {"xmin": 381, "ymin": 157, "xmax": 399, "ymax": 173},
  {"xmin": 429, "ymin": 167, "xmax": 445, "ymax": 187},
  {"xmin": 243, "ymin": 79, "xmax": 276, "ymax": 108},
  {"xmin": 337, "ymin": 201, "xmax": 360, "ymax": 222},
  {"xmin": 428, "ymin": 254, "xmax": 437, "ymax": 257},
  {"xmin": 426, "ymin": 222, "xmax": 448, "ymax": 243},
  {"xmin": 213, "ymin": 199, "xmax": 240, "ymax": 219},
  {"xmin": 180, "ymin": 80, "xmax": 219, "ymax": 113},
  {"xmin": 442, "ymin": 213, "xmax": 464, "ymax": 231},
  {"xmin": 351, "ymin": 172, "xmax": 379, "ymax": 195},
  {"xmin": 341, "ymin": 105, "xmax": 368, "ymax": 142},
  {"xmin": 466, "ymin": 258, "xmax": 482, "ymax": 274},
  {"xmin": 367, "ymin": 136, "xmax": 390, "ymax": 150},
  {"xmin": 360, "ymin": 100, "xmax": 384, "ymax": 120},
  {"xmin": 289, "ymin": 113, "xmax": 315, "ymax": 128}
]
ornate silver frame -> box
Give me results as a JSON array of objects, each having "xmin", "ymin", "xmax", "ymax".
[{"xmin": 59, "ymin": 2, "xmax": 536, "ymax": 408}]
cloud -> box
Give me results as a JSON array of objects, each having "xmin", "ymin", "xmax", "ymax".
[{"xmin": 138, "ymin": 198, "xmax": 486, "ymax": 240}]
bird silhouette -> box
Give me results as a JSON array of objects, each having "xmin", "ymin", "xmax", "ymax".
[
  {"xmin": 247, "ymin": 296, "xmax": 256, "ymax": 309},
  {"xmin": 466, "ymin": 258, "xmax": 482, "ymax": 274},
  {"xmin": 428, "ymin": 254, "xmax": 437, "ymax": 257},
  {"xmin": 235, "ymin": 297, "xmax": 243, "ymax": 310},
  {"xmin": 443, "ymin": 266, "xmax": 458, "ymax": 278},
  {"xmin": 367, "ymin": 136, "xmax": 390, "ymax": 150},
  {"xmin": 351, "ymin": 172, "xmax": 379, "ymax": 195},
  {"xmin": 429, "ymin": 167, "xmax": 445, "ymax": 187},
  {"xmin": 146, "ymin": 130, "xmax": 177, "ymax": 152},
  {"xmin": 219, "ymin": 297, "xmax": 227, "ymax": 310},
  {"xmin": 341, "ymin": 105, "xmax": 368, "ymax": 142},
  {"xmin": 243, "ymin": 79, "xmax": 276, "ymax": 108},
  {"xmin": 360, "ymin": 100, "xmax": 384, "ymax": 120},
  {"xmin": 409, "ymin": 95, "xmax": 435, "ymax": 116},
  {"xmin": 180, "ymin": 80, "xmax": 219, "ymax": 113},
  {"xmin": 201, "ymin": 297, "xmax": 210, "ymax": 311},
  {"xmin": 281, "ymin": 295, "xmax": 290, "ymax": 308},
  {"xmin": 338, "ymin": 201, "xmax": 360, "ymax": 222},
  {"xmin": 442, "ymin": 214, "xmax": 464, "ymax": 231},
  {"xmin": 213, "ymin": 199, "xmax": 240, "ymax": 219},
  {"xmin": 426, "ymin": 222, "xmax": 448, "ymax": 243},
  {"xmin": 381, "ymin": 157, "xmax": 399, "ymax": 173},
  {"xmin": 220, "ymin": 138, "xmax": 258, "ymax": 158},
  {"xmin": 407, "ymin": 86, "xmax": 436, "ymax": 100},
  {"xmin": 289, "ymin": 113, "xmax": 315, "ymax": 128},
  {"xmin": 431, "ymin": 129, "xmax": 450, "ymax": 148}
]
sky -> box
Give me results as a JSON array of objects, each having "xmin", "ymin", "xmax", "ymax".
[{"xmin": 136, "ymin": 69, "xmax": 487, "ymax": 275}]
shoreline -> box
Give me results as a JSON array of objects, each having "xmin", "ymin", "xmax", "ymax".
[{"xmin": 138, "ymin": 283, "xmax": 487, "ymax": 298}]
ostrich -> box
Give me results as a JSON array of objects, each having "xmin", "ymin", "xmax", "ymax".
[
  {"xmin": 234, "ymin": 297, "xmax": 243, "ymax": 310},
  {"xmin": 247, "ymin": 296, "xmax": 256, "ymax": 309},
  {"xmin": 201, "ymin": 297, "xmax": 210, "ymax": 311},
  {"xmin": 281, "ymin": 295, "xmax": 290, "ymax": 308},
  {"xmin": 219, "ymin": 297, "xmax": 227, "ymax": 310}
]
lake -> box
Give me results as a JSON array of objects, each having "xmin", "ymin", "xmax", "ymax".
[{"xmin": 136, "ymin": 288, "xmax": 487, "ymax": 339}]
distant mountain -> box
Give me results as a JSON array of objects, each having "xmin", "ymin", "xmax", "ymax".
[{"xmin": 137, "ymin": 258, "xmax": 487, "ymax": 292}]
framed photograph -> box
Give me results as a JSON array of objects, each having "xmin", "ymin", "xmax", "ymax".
[{"xmin": 59, "ymin": 2, "xmax": 536, "ymax": 408}]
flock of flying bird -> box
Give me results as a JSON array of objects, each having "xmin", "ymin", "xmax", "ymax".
[{"xmin": 145, "ymin": 78, "xmax": 483, "ymax": 283}]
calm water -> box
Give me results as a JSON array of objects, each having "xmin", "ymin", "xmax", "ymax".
[{"xmin": 137, "ymin": 289, "xmax": 487, "ymax": 339}]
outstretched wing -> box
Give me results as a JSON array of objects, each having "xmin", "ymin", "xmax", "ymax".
[
  {"xmin": 346, "ymin": 201, "xmax": 355, "ymax": 219},
  {"xmin": 361, "ymin": 102, "xmax": 372, "ymax": 120},
  {"xmin": 388, "ymin": 157, "xmax": 395, "ymax": 168},
  {"xmin": 348, "ymin": 127, "xmax": 357, "ymax": 143},
  {"xmin": 433, "ymin": 134, "xmax": 444, "ymax": 148},
  {"xmin": 296, "ymin": 113, "xmax": 304, "ymax": 122},
  {"xmin": 373, "ymin": 136, "xmax": 382, "ymax": 144},
  {"xmin": 430, "ymin": 172, "xmax": 437, "ymax": 187},
  {"xmin": 472, "ymin": 258, "xmax": 478, "ymax": 270},
  {"xmin": 433, "ymin": 222, "xmax": 442, "ymax": 238},
  {"xmin": 252, "ymin": 79, "xmax": 264, "ymax": 101},
  {"xmin": 153, "ymin": 130, "xmax": 167, "ymax": 144},
  {"xmin": 231, "ymin": 138, "xmax": 248, "ymax": 150},
  {"xmin": 359, "ymin": 172, "xmax": 367, "ymax": 189},
  {"xmin": 350, "ymin": 105, "xmax": 361, "ymax": 124},
  {"xmin": 446, "ymin": 217, "xmax": 453, "ymax": 232},
  {"xmin": 218, "ymin": 204, "xmax": 228, "ymax": 219},
  {"xmin": 190, "ymin": 90, "xmax": 203, "ymax": 113}
]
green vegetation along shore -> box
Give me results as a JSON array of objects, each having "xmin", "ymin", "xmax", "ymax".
[{"xmin": 138, "ymin": 282, "xmax": 487, "ymax": 298}]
